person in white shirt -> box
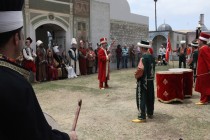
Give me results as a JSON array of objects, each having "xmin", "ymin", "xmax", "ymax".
[
  {"xmin": 22, "ymin": 37, "xmax": 38, "ymax": 82},
  {"xmin": 158, "ymin": 45, "xmax": 166, "ymax": 65}
]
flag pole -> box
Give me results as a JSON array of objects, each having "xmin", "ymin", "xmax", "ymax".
[{"xmin": 171, "ymin": 50, "xmax": 174, "ymax": 68}]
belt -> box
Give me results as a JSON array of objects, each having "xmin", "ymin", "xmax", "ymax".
[{"xmin": 147, "ymin": 79, "xmax": 154, "ymax": 81}]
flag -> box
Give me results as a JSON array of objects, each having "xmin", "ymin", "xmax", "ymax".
[{"xmin": 165, "ymin": 34, "xmax": 172, "ymax": 62}]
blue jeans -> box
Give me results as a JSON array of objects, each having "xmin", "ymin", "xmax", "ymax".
[
  {"xmin": 116, "ymin": 57, "xmax": 121, "ymax": 69},
  {"xmin": 131, "ymin": 56, "xmax": 135, "ymax": 68},
  {"xmin": 122, "ymin": 56, "xmax": 128, "ymax": 68}
]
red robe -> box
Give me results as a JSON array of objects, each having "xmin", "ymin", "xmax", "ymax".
[
  {"xmin": 78, "ymin": 47, "xmax": 87, "ymax": 75},
  {"xmin": 195, "ymin": 45, "xmax": 210, "ymax": 94},
  {"xmin": 98, "ymin": 47, "xmax": 109, "ymax": 82}
]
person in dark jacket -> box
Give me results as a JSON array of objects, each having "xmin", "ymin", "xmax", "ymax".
[
  {"xmin": 173, "ymin": 40, "xmax": 187, "ymax": 68},
  {"xmin": 0, "ymin": 0, "xmax": 77, "ymax": 139},
  {"xmin": 115, "ymin": 44, "xmax": 122, "ymax": 70}
]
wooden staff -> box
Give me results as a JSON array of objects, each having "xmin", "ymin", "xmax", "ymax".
[{"xmin": 71, "ymin": 99, "xmax": 82, "ymax": 131}]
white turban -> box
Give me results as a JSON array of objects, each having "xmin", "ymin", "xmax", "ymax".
[
  {"xmin": 0, "ymin": 11, "xmax": 23, "ymax": 33},
  {"xmin": 36, "ymin": 40, "xmax": 43, "ymax": 47},
  {"xmin": 71, "ymin": 38, "xmax": 77, "ymax": 45},
  {"xmin": 207, "ymin": 40, "xmax": 210, "ymax": 45},
  {"xmin": 53, "ymin": 46, "xmax": 59, "ymax": 53},
  {"xmin": 180, "ymin": 40, "xmax": 186, "ymax": 44}
]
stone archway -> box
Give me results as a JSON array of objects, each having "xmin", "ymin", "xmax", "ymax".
[
  {"xmin": 28, "ymin": 17, "xmax": 72, "ymax": 53},
  {"xmin": 152, "ymin": 35, "xmax": 167, "ymax": 57},
  {"xmin": 35, "ymin": 24, "xmax": 66, "ymax": 54}
]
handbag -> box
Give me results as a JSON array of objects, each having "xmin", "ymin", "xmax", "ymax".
[{"xmin": 135, "ymin": 68, "xmax": 144, "ymax": 79}]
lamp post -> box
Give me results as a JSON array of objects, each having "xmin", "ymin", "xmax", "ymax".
[
  {"xmin": 196, "ymin": 21, "xmax": 202, "ymax": 39},
  {"xmin": 154, "ymin": 0, "xmax": 158, "ymax": 31}
]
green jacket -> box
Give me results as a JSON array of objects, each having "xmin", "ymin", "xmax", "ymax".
[{"xmin": 140, "ymin": 53, "xmax": 155, "ymax": 81}]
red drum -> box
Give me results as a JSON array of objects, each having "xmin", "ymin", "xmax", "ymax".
[
  {"xmin": 156, "ymin": 71, "xmax": 184, "ymax": 103},
  {"xmin": 169, "ymin": 68, "xmax": 193, "ymax": 97}
]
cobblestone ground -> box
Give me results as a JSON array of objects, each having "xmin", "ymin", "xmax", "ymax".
[{"xmin": 34, "ymin": 62, "xmax": 210, "ymax": 140}]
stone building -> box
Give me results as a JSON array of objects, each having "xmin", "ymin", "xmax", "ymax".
[
  {"xmin": 23, "ymin": 0, "xmax": 149, "ymax": 53},
  {"xmin": 149, "ymin": 14, "xmax": 210, "ymax": 60},
  {"xmin": 149, "ymin": 23, "xmax": 186, "ymax": 60}
]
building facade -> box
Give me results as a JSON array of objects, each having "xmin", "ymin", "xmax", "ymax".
[
  {"xmin": 149, "ymin": 24, "xmax": 186, "ymax": 60},
  {"xmin": 23, "ymin": 0, "xmax": 149, "ymax": 53},
  {"xmin": 149, "ymin": 13, "xmax": 210, "ymax": 61}
]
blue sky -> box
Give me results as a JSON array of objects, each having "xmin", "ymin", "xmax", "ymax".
[{"xmin": 127, "ymin": 0, "xmax": 210, "ymax": 31}]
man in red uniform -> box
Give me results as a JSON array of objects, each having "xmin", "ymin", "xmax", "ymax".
[
  {"xmin": 98, "ymin": 38, "xmax": 111, "ymax": 89},
  {"xmin": 78, "ymin": 40, "xmax": 87, "ymax": 75},
  {"xmin": 195, "ymin": 32, "xmax": 210, "ymax": 105}
]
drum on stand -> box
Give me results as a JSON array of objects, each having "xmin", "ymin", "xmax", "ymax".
[
  {"xmin": 44, "ymin": 112, "xmax": 62, "ymax": 130},
  {"xmin": 168, "ymin": 68, "xmax": 193, "ymax": 97},
  {"xmin": 156, "ymin": 71, "xmax": 184, "ymax": 103}
]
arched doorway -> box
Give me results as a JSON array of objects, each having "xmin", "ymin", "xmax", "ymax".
[
  {"xmin": 35, "ymin": 24, "xmax": 66, "ymax": 54},
  {"xmin": 152, "ymin": 35, "xmax": 167, "ymax": 57}
]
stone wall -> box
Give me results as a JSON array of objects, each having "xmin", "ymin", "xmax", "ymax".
[
  {"xmin": 29, "ymin": 0, "xmax": 70, "ymax": 14},
  {"xmin": 73, "ymin": 0, "xmax": 90, "ymax": 41},
  {"xmin": 110, "ymin": 19, "xmax": 148, "ymax": 45},
  {"xmin": 108, "ymin": 20, "xmax": 148, "ymax": 63}
]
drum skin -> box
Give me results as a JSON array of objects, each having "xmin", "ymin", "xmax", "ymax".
[{"xmin": 156, "ymin": 71, "xmax": 184, "ymax": 103}]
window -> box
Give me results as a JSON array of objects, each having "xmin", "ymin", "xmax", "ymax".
[{"xmin": 78, "ymin": 22, "xmax": 86, "ymax": 31}]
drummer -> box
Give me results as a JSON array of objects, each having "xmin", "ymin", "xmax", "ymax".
[
  {"xmin": 195, "ymin": 32, "xmax": 210, "ymax": 105},
  {"xmin": 173, "ymin": 40, "xmax": 187, "ymax": 68},
  {"xmin": 0, "ymin": 0, "xmax": 77, "ymax": 139}
]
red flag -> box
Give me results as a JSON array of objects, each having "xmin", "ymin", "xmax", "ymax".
[{"xmin": 165, "ymin": 34, "xmax": 171, "ymax": 62}]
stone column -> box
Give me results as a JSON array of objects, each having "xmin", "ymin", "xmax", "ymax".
[{"xmin": 24, "ymin": 0, "xmax": 30, "ymax": 38}]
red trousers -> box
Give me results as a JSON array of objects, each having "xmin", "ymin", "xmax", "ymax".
[{"xmin": 99, "ymin": 78, "xmax": 108, "ymax": 88}]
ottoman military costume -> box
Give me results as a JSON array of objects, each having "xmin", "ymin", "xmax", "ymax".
[{"xmin": 132, "ymin": 40, "xmax": 155, "ymax": 123}]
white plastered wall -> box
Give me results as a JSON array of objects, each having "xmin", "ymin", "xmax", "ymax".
[
  {"xmin": 95, "ymin": 0, "xmax": 148, "ymax": 25},
  {"xmin": 90, "ymin": 1, "xmax": 110, "ymax": 49}
]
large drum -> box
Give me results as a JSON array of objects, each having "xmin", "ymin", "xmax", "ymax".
[
  {"xmin": 44, "ymin": 112, "xmax": 62, "ymax": 130},
  {"xmin": 169, "ymin": 68, "xmax": 193, "ymax": 97},
  {"xmin": 156, "ymin": 71, "xmax": 184, "ymax": 103}
]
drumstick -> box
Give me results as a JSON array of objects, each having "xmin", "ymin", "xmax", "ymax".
[
  {"xmin": 71, "ymin": 99, "xmax": 82, "ymax": 131},
  {"xmin": 194, "ymin": 72, "xmax": 210, "ymax": 77}
]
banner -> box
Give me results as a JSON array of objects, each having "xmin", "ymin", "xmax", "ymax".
[{"xmin": 165, "ymin": 34, "xmax": 172, "ymax": 62}]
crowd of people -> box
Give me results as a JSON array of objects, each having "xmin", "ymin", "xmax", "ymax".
[
  {"xmin": 16, "ymin": 37, "xmax": 101, "ymax": 83},
  {"xmin": 15, "ymin": 35, "xmax": 146, "ymax": 83},
  {"xmin": 115, "ymin": 44, "xmax": 141, "ymax": 70}
]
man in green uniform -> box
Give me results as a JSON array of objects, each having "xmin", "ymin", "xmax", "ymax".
[{"xmin": 132, "ymin": 40, "xmax": 155, "ymax": 123}]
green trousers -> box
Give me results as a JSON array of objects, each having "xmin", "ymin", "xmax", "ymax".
[{"xmin": 136, "ymin": 80, "xmax": 155, "ymax": 119}]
